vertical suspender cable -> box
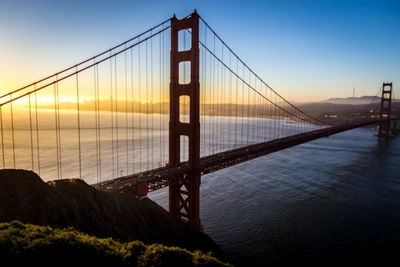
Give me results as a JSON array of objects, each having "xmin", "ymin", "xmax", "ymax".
[
  {"xmin": 228, "ymin": 52, "xmax": 232, "ymax": 148},
  {"xmin": 269, "ymin": 87, "xmax": 272, "ymax": 138},
  {"xmin": 235, "ymin": 56, "xmax": 238, "ymax": 148},
  {"xmin": 138, "ymin": 37, "xmax": 142, "ymax": 172},
  {"xmin": 205, "ymin": 42, "xmax": 209, "ymax": 155},
  {"xmin": 210, "ymin": 46, "xmax": 214, "ymax": 155},
  {"xmin": 115, "ymin": 55, "xmax": 119, "ymax": 177},
  {"xmin": 35, "ymin": 88, "xmax": 40, "ymax": 175},
  {"xmin": 281, "ymin": 100, "xmax": 284, "ymax": 137},
  {"xmin": 110, "ymin": 54, "xmax": 115, "ymax": 177},
  {"xmin": 57, "ymin": 79, "xmax": 62, "ymax": 178},
  {"xmin": 283, "ymin": 100, "xmax": 290, "ymax": 136},
  {"xmin": 97, "ymin": 64, "xmax": 102, "ymax": 183},
  {"xmin": 207, "ymin": 46, "xmax": 215, "ymax": 155},
  {"xmin": 0, "ymin": 107, "xmax": 4, "ymax": 168},
  {"xmin": 10, "ymin": 95, "xmax": 16, "ymax": 168},
  {"xmin": 253, "ymin": 77, "xmax": 257, "ymax": 143},
  {"xmin": 301, "ymin": 110, "xmax": 303, "ymax": 133},
  {"xmin": 259, "ymin": 78, "xmax": 263, "ymax": 141},
  {"xmin": 54, "ymin": 80, "xmax": 60, "ymax": 179},
  {"xmin": 111, "ymin": 54, "xmax": 116, "ymax": 178},
  {"xmin": 76, "ymin": 68, "xmax": 82, "ymax": 179},
  {"xmin": 277, "ymin": 97, "xmax": 281, "ymax": 137},
  {"xmin": 146, "ymin": 38, "xmax": 149, "ymax": 169},
  {"xmin": 241, "ymin": 64, "xmax": 244, "ymax": 147},
  {"xmin": 285, "ymin": 100, "xmax": 288, "ymax": 135},
  {"xmin": 221, "ymin": 44, "xmax": 224, "ymax": 150},
  {"xmin": 130, "ymin": 47, "xmax": 135, "ymax": 173},
  {"xmin": 125, "ymin": 45, "xmax": 129, "ymax": 175},
  {"xmin": 281, "ymin": 97, "xmax": 284, "ymax": 137},
  {"xmin": 274, "ymin": 94, "xmax": 277, "ymax": 138},
  {"xmin": 159, "ymin": 29, "xmax": 162, "ymax": 166},
  {"xmin": 261, "ymin": 84, "xmax": 266, "ymax": 140},
  {"xmin": 297, "ymin": 107, "xmax": 299, "ymax": 134},
  {"xmin": 256, "ymin": 76, "xmax": 259, "ymax": 142},
  {"xmin": 219, "ymin": 41, "xmax": 223, "ymax": 152},
  {"xmin": 162, "ymin": 27, "xmax": 165, "ymax": 165},
  {"xmin": 94, "ymin": 62, "xmax": 100, "ymax": 182},
  {"xmin": 265, "ymin": 85, "xmax": 268, "ymax": 139},
  {"xmin": 247, "ymin": 70, "xmax": 250, "ymax": 145},
  {"xmin": 262, "ymin": 84, "xmax": 266, "ymax": 140},
  {"xmin": 207, "ymin": 47, "xmax": 210, "ymax": 155},
  {"xmin": 285, "ymin": 105, "xmax": 289, "ymax": 135},
  {"xmin": 28, "ymin": 95, "xmax": 34, "ymax": 170},
  {"xmin": 259, "ymin": 84, "xmax": 262, "ymax": 140},
  {"xmin": 255, "ymin": 77, "xmax": 258, "ymax": 142},
  {"xmin": 212, "ymin": 35, "xmax": 216, "ymax": 154},
  {"xmin": 278, "ymin": 95, "xmax": 281, "ymax": 136},
  {"xmin": 58, "ymin": 81, "xmax": 61, "ymax": 178},
  {"xmin": 285, "ymin": 102, "xmax": 288, "ymax": 136},
  {"xmin": 268, "ymin": 89, "xmax": 271, "ymax": 140},
  {"xmin": 216, "ymin": 40, "xmax": 221, "ymax": 153},
  {"xmin": 202, "ymin": 25, "xmax": 207, "ymax": 156},
  {"xmin": 203, "ymin": 37, "xmax": 206, "ymax": 155},
  {"xmin": 258, "ymin": 78, "xmax": 261, "ymax": 141},
  {"xmin": 151, "ymin": 30, "xmax": 154, "ymax": 168},
  {"xmin": 207, "ymin": 39, "xmax": 211, "ymax": 153}
]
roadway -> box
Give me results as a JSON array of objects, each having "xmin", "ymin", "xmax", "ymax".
[{"xmin": 94, "ymin": 118, "xmax": 389, "ymax": 194}]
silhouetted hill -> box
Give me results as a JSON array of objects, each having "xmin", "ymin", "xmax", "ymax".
[{"xmin": 0, "ymin": 169, "xmax": 232, "ymax": 265}]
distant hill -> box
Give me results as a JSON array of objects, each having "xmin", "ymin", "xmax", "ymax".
[{"xmin": 320, "ymin": 96, "xmax": 380, "ymax": 105}]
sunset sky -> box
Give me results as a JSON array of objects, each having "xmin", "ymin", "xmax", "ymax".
[{"xmin": 0, "ymin": 0, "xmax": 399, "ymax": 103}]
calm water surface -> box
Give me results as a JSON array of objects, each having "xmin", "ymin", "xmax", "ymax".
[
  {"xmin": 150, "ymin": 128, "xmax": 400, "ymax": 266},
  {"xmin": 5, "ymin": 111, "xmax": 399, "ymax": 266}
]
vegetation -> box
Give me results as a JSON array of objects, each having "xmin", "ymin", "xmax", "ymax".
[{"xmin": 0, "ymin": 220, "xmax": 233, "ymax": 266}]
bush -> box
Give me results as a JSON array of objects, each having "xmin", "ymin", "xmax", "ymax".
[{"xmin": 0, "ymin": 221, "xmax": 233, "ymax": 266}]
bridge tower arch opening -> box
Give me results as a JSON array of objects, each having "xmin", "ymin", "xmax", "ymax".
[
  {"xmin": 378, "ymin": 82, "xmax": 393, "ymax": 137},
  {"xmin": 168, "ymin": 11, "xmax": 201, "ymax": 230}
]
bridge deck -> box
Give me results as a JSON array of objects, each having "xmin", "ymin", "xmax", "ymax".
[{"xmin": 95, "ymin": 118, "xmax": 391, "ymax": 193}]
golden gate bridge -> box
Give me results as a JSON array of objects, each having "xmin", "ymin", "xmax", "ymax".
[{"xmin": 0, "ymin": 11, "xmax": 398, "ymax": 230}]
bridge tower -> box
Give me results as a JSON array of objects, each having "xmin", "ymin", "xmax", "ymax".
[
  {"xmin": 168, "ymin": 11, "xmax": 201, "ymax": 230},
  {"xmin": 378, "ymin": 82, "xmax": 393, "ymax": 137}
]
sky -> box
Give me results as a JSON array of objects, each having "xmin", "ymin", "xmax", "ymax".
[{"xmin": 0, "ymin": 0, "xmax": 399, "ymax": 103}]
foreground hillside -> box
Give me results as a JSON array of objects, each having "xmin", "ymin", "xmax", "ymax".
[
  {"xmin": 0, "ymin": 220, "xmax": 231, "ymax": 266},
  {"xmin": 0, "ymin": 169, "xmax": 232, "ymax": 265}
]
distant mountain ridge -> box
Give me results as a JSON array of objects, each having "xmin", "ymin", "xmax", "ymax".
[{"xmin": 320, "ymin": 96, "xmax": 380, "ymax": 105}]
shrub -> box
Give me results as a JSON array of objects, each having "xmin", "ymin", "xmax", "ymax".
[{"xmin": 0, "ymin": 221, "xmax": 233, "ymax": 266}]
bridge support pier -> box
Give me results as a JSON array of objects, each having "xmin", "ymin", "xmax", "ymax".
[
  {"xmin": 137, "ymin": 183, "xmax": 148, "ymax": 198},
  {"xmin": 378, "ymin": 82, "xmax": 393, "ymax": 137},
  {"xmin": 169, "ymin": 172, "xmax": 201, "ymax": 229},
  {"xmin": 168, "ymin": 11, "xmax": 202, "ymax": 230}
]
